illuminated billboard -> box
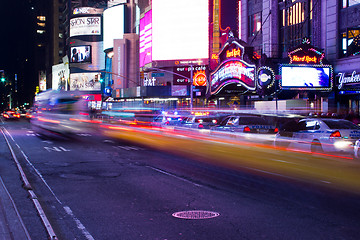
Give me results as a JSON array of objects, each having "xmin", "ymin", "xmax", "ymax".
[
  {"xmin": 70, "ymin": 45, "xmax": 91, "ymax": 63},
  {"xmin": 70, "ymin": 73, "xmax": 101, "ymax": 91},
  {"xmin": 173, "ymin": 65, "xmax": 207, "ymax": 86},
  {"xmin": 70, "ymin": 16, "xmax": 101, "ymax": 37},
  {"xmin": 151, "ymin": 0, "xmax": 209, "ymax": 61},
  {"xmin": 280, "ymin": 65, "xmax": 332, "ymax": 90},
  {"xmin": 103, "ymin": 5, "xmax": 125, "ymax": 50},
  {"xmin": 139, "ymin": 10, "xmax": 152, "ymax": 67}
]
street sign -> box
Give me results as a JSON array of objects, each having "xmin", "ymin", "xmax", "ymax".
[{"xmin": 151, "ymin": 72, "xmax": 164, "ymax": 78}]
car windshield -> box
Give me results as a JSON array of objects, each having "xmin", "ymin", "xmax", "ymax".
[{"xmin": 322, "ymin": 119, "xmax": 360, "ymax": 129}]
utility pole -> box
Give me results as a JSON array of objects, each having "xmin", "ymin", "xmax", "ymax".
[{"xmin": 190, "ymin": 65, "xmax": 193, "ymax": 111}]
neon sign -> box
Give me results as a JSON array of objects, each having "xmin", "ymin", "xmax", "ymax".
[
  {"xmin": 210, "ymin": 60, "xmax": 255, "ymax": 95},
  {"xmin": 226, "ymin": 48, "xmax": 241, "ymax": 58},
  {"xmin": 211, "ymin": 54, "xmax": 218, "ymax": 60},
  {"xmin": 338, "ymin": 71, "xmax": 360, "ymax": 89},
  {"xmin": 193, "ymin": 70, "xmax": 207, "ymax": 86},
  {"xmin": 291, "ymin": 55, "xmax": 318, "ymax": 64}
]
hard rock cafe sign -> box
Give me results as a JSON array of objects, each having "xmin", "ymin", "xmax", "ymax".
[{"xmin": 209, "ymin": 32, "xmax": 255, "ymax": 95}]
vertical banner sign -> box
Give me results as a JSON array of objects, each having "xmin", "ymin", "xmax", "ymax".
[
  {"xmin": 113, "ymin": 39, "xmax": 127, "ymax": 89},
  {"xmin": 39, "ymin": 71, "xmax": 47, "ymax": 91},
  {"xmin": 139, "ymin": 10, "xmax": 152, "ymax": 67}
]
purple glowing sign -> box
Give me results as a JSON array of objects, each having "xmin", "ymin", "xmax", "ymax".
[
  {"xmin": 210, "ymin": 60, "xmax": 256, "ymax": 95},
  {"xmin": 139, "ymin": 10, "xmax": 152, "ymax": 67}
]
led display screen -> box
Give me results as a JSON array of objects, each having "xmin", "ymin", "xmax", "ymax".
[
  {"xmin": 139, "ymin": 10, "xmax": 152, "ymax": 67},
  {"xmin": 281, "ymin": 66, "xmax": 331, "ymax": 88},
  {"xmin": 103, "ymin": 5, "xmax": 125, "ymax": 50},
  {"xmin": 70, "ymin": 46, "xmax": 91, "ymax": 63},
  {"xmin": 152, "ymin": 0, "xmax": 209, "ymax": 61}
]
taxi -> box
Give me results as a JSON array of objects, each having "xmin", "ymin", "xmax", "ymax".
[{"xmin": 275, "ymin": 118, "xmax": 360, "ymax": 155}]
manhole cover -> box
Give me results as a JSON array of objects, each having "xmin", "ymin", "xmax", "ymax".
[{"xmin": 172, "ymin": 210, "xmax": 220, "ymax": 219}]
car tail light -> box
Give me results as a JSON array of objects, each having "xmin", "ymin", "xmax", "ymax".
[
  {"xmin": 198, "ymin": 124, "xmax": 204, "ymax": 128},
  {"xmin": 330, "ymin": 130, "xmax": 341, "ymax": 138},
  {"xmin": 243, "ymin": 126, "xmax": 251, "ymax": 132},
  {"xmin": 3, "ymin": 114, "xmax": 9, "ymax": 118},
  {"xmin": 212, "ymin": 119, "xmax": 217, "ymax": 124},
  {"xmin": 274, "ymin": 127, "xmax": 279, "ymax": 133}
]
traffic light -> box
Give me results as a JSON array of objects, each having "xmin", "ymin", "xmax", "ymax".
[{"xmin": 1, "ymin": 73, "xmax": 5, "ymax": 82}]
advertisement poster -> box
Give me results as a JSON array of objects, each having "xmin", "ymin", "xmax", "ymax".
[
  {"xmin": 39, "ymin": 71, "xmax": 46, "ymax": 91},
  {"xmin": 52, "ymin": 63, "xmax": 69, "ymax": 90},
  {"xmin": 70, "ymin": 17, "xmax": 101, "ymax": 37},
  {"xmin": 173, "ymin": 65, "xmax": 207, "ymax": 86},
  {"xmin": 172, "ymin": 85, "xmax": 187, "ymax": 96},
  {"xmin": 70, "ymin": 73, "xmax": 101, "ymax": 91}
]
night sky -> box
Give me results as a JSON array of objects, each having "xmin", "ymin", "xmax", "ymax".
[{"xmin": 0, "ymin": 0, "xmax": 37, "ymax": 107}]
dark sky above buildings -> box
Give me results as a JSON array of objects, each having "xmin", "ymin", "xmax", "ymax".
[{"xmin": 0, "ymin": 0, "xmax": 37, "ymax": 104}]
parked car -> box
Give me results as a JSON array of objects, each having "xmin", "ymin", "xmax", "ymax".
[
  {"xmin": 2, "ymin": 110, "xmax": 21, "ymax": 120},
  {"xmin": 211, "ymin": 115, "xmax": 278, "ymax": 134},
  {"xmin": 275, "ymin": 118, "xmax": 360, "ymax": 155}
]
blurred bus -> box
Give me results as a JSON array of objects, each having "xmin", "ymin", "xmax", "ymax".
[{"xmin": 31, "ymin": 90, "xmax": 94, "ymax": 136}]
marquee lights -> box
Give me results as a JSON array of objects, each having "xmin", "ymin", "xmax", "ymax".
[
  {"xmin": 291, "ymin": 55, "xmax": 318, "ymax": 64},
  {"xmin": 257, "ymin": 66, "xmax": 275, "ymax": 90},
  {"xmin": 210, "ymin": 59, "xmax": 256, "ymax": 95},
  {"xmin": 279, "ymin": 64, "xmax": 333, "ymax": 91}
]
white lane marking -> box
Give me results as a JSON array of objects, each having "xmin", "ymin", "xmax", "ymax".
[
  {"xmin": 63, "ymin": 206, "xmax": 95, "ymax": 240},
  {"xmin": 0, "ymin": 177, "xmax": 32, "ymax": 240},
  {"xmin": 147, "ymin": 166, "xmax": 202, "ymax": 187},
  {"xmin": 2, "ymin": 128, "xmax": 57, "ymax": 239},
  {"xmin": 77, "ymin": 133, "xmax": 92, "ymax": 137},
  {"xmin": 320, "ymin": 180, "xmax": 331, "ymax": 184},
  {"xmin": 3, "ymin": 127, "xmax": 95, "ymax": 240},
  {"xmin": 44, "ymin": 146, "xmax": 71, "ymax": 152},
  {"xmin": 21, "ymin": 150, "xmax": 63, "ymax": 204},
  {"xmin": 115, "ymin": 145, "xmax": 142, "ymax": 151}
]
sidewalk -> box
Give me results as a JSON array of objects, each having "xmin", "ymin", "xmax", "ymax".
[{"xmin": 0, "ymin": 177, "xmax": 31, "ymax": 240}]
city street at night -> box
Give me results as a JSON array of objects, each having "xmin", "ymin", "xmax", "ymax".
[
  {"xmin": 1, "ymin": 0, "xmax": 360, "ymax": 239},
  {"xmin": 1, "ymin": 118, "xmax": 360, "ymax": 240}
]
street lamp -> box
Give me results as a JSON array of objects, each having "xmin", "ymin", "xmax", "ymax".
[{"xmin": 0, "ymin": 70, "xmax": 5, "ymax": 82}]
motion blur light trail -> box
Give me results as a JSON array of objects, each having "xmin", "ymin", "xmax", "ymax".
[{"xmin": 100, "ymin": 123, "xmax": 360, "ymax": 195}]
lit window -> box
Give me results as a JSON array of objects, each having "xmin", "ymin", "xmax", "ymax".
[
  {"xmin": 248, "ymin": 12, "xmax": 261, "ymax": 37},
  {"xmin": 37, "ymin": 22, "xmax": 45, "ymax": 27},
  {"xmin": 37, "ymin": 16, "xmax": 46, "ymax": 21},
  {"xmin": 340, "ymin": 29, "xmax": 360, "ymax": 57},
  {"xmin": 37, "ymin": 30, "xmax": 45, "ymax": 34}
]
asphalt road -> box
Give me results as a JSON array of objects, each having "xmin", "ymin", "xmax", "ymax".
[{"xmin": 1, "ymin": 118, "xmax": 360, "ymax": 240}]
